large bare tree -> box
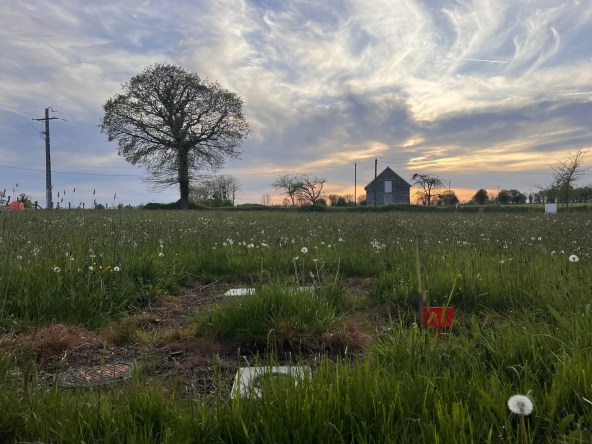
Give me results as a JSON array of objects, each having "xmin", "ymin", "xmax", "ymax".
[
  {"xmin": 411, "ymin": 173, "xmax": 445, "ymax": 206},
  {"xmin": 100, "ymin": 63, "xmax": 251, "ymax": 209},
  {"xmin": 550, "ymin": 147, "xmax": 589, "ymax": 209}
]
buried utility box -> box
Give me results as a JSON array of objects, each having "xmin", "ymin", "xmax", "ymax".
[
  {"xmin": 224, "ymin": 287, "xmax": 315, "ymax": 297},
  {"xmin": 231, "ymin": 366, "xmax": 312, "ymax": 398}
]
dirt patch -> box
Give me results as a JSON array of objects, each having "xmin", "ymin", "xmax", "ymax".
[
  {"xmin": 0, "ymin": 279, "xmax": 380, "ymax": 399},
  {"xmin": 138, "ymin": 280, "xmax": 231, "ymax": 330},
  {"xmin": 32, "ymin": 324, "xmax": 105, "ymax": 365}
]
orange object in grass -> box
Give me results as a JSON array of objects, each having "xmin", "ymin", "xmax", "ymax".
[
  {"xmin": 422, "ymin": 307, "xmax": 454, "ymax": 337},
  {"xmin": 7, "ymin": 201, "xmax": 24, "ymax": 211}
]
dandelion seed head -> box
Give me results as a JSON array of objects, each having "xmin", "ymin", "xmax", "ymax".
[
  {"xmin": 569, "ymin": 254, "xmax": 579, "ymax": 262},
  {"xmin": 507, "ymin": 394, "xmax": 534, "ymax": 416},
  {"xmin": 301, "ymin": 247, "xmax": 308, "ymax": 254},
  {"xmin": 158, "ymin": 252, "xmax": 164, "ymax": 257},
  {"xmin": 53, "ymin": 267, "xmax": 60, "ymax": 273}
]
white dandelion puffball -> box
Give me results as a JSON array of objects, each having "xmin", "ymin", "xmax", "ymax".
[
  {"xmin": 569, "ymin": 254, "xmax": 579, "ymax": 263},
  {"xmin": 158, "ymin": 252, "xmax": 164, "ymax": 257},
  {"xmin": 507, "ymin": 395, "xmax": 534, "ymax": 416},
  {"xmin": 53, "ymin": 267, "xmax": 60, "ymax": 273},
  {"xmin": 301, "ymin": 247, "xmax": 308, "ymax": 254},
  {"xmin": 113, "ymin": 266, "xmax": 120, "ymax": 272}
]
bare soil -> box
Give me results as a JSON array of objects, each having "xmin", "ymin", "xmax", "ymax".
[{"xmin": 0, "ymin": 278, "xmax": 381, "ymax": 400}]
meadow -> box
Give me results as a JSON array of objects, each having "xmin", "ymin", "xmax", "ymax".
[{"xmin": 0, "ymin": 209, "xmax": 591, "ymax": 443}]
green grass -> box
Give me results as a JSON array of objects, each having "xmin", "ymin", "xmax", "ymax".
[
  {"xmin": 2, "ymin": 312, "xmax": 592, "ymax": 443},
  {"xmin": 1, "ymin": 210, "xmax": 592, "ymax": 442},
  {"xmin": 196, "ymin": 282, "xmax": 349, "ymax": 351}
]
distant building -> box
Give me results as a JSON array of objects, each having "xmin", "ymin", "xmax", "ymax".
[{"xmin": 365, "ymin": 167, "xmax": 411, "ymax": 206}]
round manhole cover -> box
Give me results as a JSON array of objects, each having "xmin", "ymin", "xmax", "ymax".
[{"xmin": 58, "ymin": 362, "xmax": 134, "ymax": 388}]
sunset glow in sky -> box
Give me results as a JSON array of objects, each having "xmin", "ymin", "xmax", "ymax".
[{"xmin": 1, "ymin": 0, "xmax": 591, "ymax": 206}]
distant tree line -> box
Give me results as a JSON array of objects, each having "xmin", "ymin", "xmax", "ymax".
[{"xmin": 189, "ymin": 175, "xmax": 241, "ymax": 207}]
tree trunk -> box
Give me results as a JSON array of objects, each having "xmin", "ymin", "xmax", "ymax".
[{"xmin": 178, "ymin": 148, "xmax": 190, "ymax": 210}]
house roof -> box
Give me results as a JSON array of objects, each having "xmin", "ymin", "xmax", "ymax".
[{"xmin": 364, "ymin": 166, "xmax": 412, "ymax": 189}]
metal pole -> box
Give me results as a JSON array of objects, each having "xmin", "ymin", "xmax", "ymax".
[
  {"xmin": 354, "ymin": 162, "xmax": 357, "ymax": 206},
  {"xmin": 45, "ymin": 107, "xmax": 53, "ymax": 209}
]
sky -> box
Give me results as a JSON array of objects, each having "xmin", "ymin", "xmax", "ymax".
[{"xmin": 1, "ymin": 0, "xmax": 591, "ymax": 207}]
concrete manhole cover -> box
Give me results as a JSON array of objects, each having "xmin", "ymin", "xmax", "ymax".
[{"xmin": 58, "ymin": 362, "xmax": 135, "ymax": 388}]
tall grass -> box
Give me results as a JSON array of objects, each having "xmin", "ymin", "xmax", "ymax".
[
  {"xmin": 196, "ymin": 283, "xmax": 349, "ymax": 351},
  {"xmin": 1, "ymin": 211, "xmax": 590, "ymax": 327},
  {"xmin": 2, "ymin": 307, "xmax": 592, "ymax": 442},
  {"xmin": 1, "ymin": 210, "xmax": 592, "ymax": 441}
]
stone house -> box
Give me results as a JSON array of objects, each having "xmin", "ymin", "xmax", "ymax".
[{"xmin": 365, "ymin": 167, "xmax": 411, "ymax": 206}]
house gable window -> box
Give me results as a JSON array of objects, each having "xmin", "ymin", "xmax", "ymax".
[{"xmin": 384, "ymin": 180, "xmax": 392, "ymax": 193}]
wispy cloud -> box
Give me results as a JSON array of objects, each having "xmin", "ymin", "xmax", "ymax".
[{"xmin": 0, "ymin": 0, "xmax": 590, "ymax": 205}]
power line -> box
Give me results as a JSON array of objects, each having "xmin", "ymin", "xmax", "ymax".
[
  {"xmin": 52, "ymin": 120, "xmax": 102, "ymax": 133},
  {"xmin": 0, "ymin": 104, "xmax": 31, "ymax": 119},
  {"xmin": 0, "ymin": 165, "xmax": 145, "ymax": 177},
  {"xmin": 379, "ymin": 157, "xmax": 592, "ymax": 176},
  {"xmin": 0, "ymin": 159, "xmax": 375, "ymax": 178},
  {"xmin": 0, "ymin": 160, "xmax": 138, "ymax": 169},
  {"xmin": 0, "ymin": 93, "xmax": 41, "ymax": 110},
  {"xmin": 0, "ymin": 158, "xmax": 376, "ymax": 173}
]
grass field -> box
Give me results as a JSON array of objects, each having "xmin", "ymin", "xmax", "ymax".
[{"xmin": 1, "ymin": 209, "xmax": 591, "ymax": 443}]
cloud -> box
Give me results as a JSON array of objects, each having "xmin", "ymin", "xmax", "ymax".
[{"xmin": 0, "ymin": 0, "xmax": 591, "ymax": 206}]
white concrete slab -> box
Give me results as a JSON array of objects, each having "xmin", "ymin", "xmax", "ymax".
[
  {"xmin": 224, "ymin": 288, "xmax": 256, "ymax": 296},
  {"xmin": 224, "ymin": 287, "xmax": 316, "ymax": 297},
  {"xmin": 231, "ymin": 366, "xmax": 312, "ymax": 398},
  {"xmin": 289, "ymin": 286, "xmax": 315, "ymax": 294}
]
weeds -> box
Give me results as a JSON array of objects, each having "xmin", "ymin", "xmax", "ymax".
[{"xmin": 1, "ymin": 211, "xmax": 591, "ymax": 442}]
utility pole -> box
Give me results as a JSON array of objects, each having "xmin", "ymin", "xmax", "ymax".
[
  {"xmin": 448, "ymin": 181, "xmax": 451, "ymax": 206},
  {"xmin": 374, "ymin": 158, "xmax": 377, "ymax": 207},
  {"xmin": 353, "ymin": 161, "xmax": 357, "ymax": 206},
  {"xmin": 33, "ymin": 107, "xmax": 58, "ymax": 209}
]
